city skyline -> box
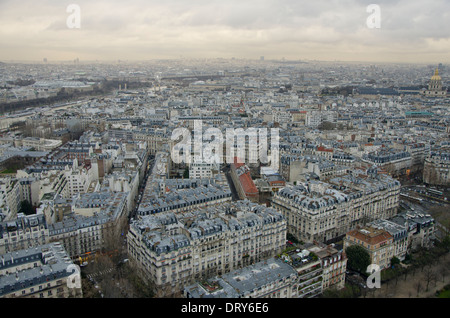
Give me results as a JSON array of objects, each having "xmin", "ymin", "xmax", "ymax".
[
  {"xmin": 1, "ymin": 0, "xmax": 450, "ymax": 64},
  {"xmin": 0, "ymin": 0, "xmax": 449, "ymax": 303}
]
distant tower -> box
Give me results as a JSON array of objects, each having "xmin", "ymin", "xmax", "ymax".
[
  {"xmin": 260, "ymin": 56, "xmax": 264, "ymax": 61},
  {"xmin": 424, "ymin": 68, "xmax": 447, "ymax": 97}
]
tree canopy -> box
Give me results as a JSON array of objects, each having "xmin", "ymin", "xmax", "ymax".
[
  {"xmin": 19, "ymin": 200, "xmax": 34, "ymax": 215},
  {"xmin": 345, "ymin": 245, "xmax": 371, "ymax": 274}
]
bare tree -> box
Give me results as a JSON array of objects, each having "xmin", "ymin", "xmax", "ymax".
[
  {"xmin": 436, "ymin": 263, "xmax": 448, "ymax": 284},
  {"xmin": 423, "ymin": 265, "xmax": 437, "ymax": 292},
  {"xmin": 93, "ymin": 253, "xmax": 114, "ymax": 279},
  {"xmin": 415, "ymin": 281, "xmax": 423, "ymax": 297},
  {"xmin": 443, "ymin": 260, "xmax": 450, "ymax": 283},
  {"xmin": 404, "ymin": 267, "xmax": 409, "ymax": 281},
  {"xmin": 102, "ymin": 216, "xmax": 128, "ymax": 263}
]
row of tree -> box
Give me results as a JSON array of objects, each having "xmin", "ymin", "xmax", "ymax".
[{"xmin": 0, "ymin": 79, "xmax": 153, "ymax": 115}]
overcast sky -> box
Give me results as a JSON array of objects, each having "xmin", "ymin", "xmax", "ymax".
[{"xmin": 1, "ymin": 0, "xmax": 449, "ymax": 63}]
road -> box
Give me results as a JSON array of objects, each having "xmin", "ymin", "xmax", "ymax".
[{"xmin": 222, "ymin": 165, "xmax": 240, "ymax": 201}]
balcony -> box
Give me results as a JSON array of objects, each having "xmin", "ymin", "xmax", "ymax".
[
  {"xmin": 298, "ymin": 276, "xmax": 323, "ymax": 288},
  {"xmin": 297, "ymin": 263, "xmax": 322, "ymax": 277},
  {"xmin": 299, "ymin": 271, "xmax": 323, "ymax": 284},
  {"xmin": 298, "ymin": 281, "xmax": 322, "ymax": 298}
]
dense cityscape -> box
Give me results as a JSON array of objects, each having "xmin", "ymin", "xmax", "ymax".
[
  {"xmin": 0, "ymin": 59, "xmax": 449, "ymax": 301},
  {"xmin": 0, "ymin": 1, "xmax": 449, "ymax": 306}
]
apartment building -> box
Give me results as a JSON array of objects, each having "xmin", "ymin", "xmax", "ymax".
[
  {"xmin": 0, "ymin": 177, "xmax": 20, "ymax": 221},
  {"xmin": 59, "ymin": 141, "xmax": 98, "ymax": 163},
  {"xmin": 188, "ymin": 162, "xmax": 218, "ymax": 179},
  {"xmin": 16, "ymin": 161, "xmax": 93, "ymax": 207},
  {"xmin": 390, "ymin": 210, "xmax": 435, "ymax": 251},
  {"xmin": 423, "ymin": 148, "xmax": 450, "ymax": 186},
  {"xmin": 273, "ymin": 111, "xmax": 293, "ymax": 124},
  {"xmin": 370, "ymin": 219, "xmax": 409, "ymax": 261},
  {"xmin": 305, "ymin": 111, "xmax": 336, "ymax": 128},
  {"xmin": 331, "ymin": 152, "xmax": 356, "ymax": 165},
  {"xmin": 344, "ymin": 226, "xmax": 394, "ymax": 270},
  {"xmin": 0, "ymin": 189, "xmax": 130, "ymax": 262},
  {"xmin": 283, "ymin": 242, "xmax": 347, "ymax": 297},
  {"xmin": 311, "ymin": 244, "xmax": 347, "ymax": 292},
  {"xmin": 272, "ymin": 168, "xmax": 400, "ymax": 243},
  {"xmin": 362, "ymin": 148, "xmax": 412, "ymax": 177},
  {"xmin": 290, "ymin": 249, "xmax": 323, "ymax": 298},
  {"xmin": 105, "ymin": 170, "xmax": 140, "ymax": 215},
  {"xmin": 18, "ymin": 177, "xmax": 36, "ymax": 207},
  {"xmin": 138, "ymin": 177, "xmax": 232, "ymax": 216},
  {"xmin": 184, "ymin": 240, "xmax": 347, "ymax": 299},
  {"xmin": 394, "ymin": 142, "xmax": 429, "ymax": 170},
  {"xmin": 65, "ymin": 164, "xmax": 94, "ymax": 198},
  {"xmin": 127, "ymin": 201, "xmax": 287, "ymax": 297},
  {"xmin": 280, "ymin": 154, "xmax": 347, "ymax": 183},
  {"xmin": 183, "ymin": 257, "xmax": 298, "ymax": 298},
  {"xmin": 16, "ymin": 168, "xmax": 67, "ymax": 207},
  {"xmin": 133, "ymin": 128, "xmax": 168, "ymax": 155},
  {"xmin": 47, "ymin": 191, "xmax": 128, "ymax": 261},
  {"xmin": 0, "ymin": 213, "xmax": 49, "ymax": 255},
  {"xmin": 0, "ymin": 242, "xmax": 82, "ymax": 298}
]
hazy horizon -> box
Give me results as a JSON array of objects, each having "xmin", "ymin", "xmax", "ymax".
[{"xmin": 1, "ymin": 0, "xmax": 449, "ymax": 64}]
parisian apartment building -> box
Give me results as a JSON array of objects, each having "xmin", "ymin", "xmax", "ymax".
[
  {"xmin": 0, "ymin": 242, "xmax": 82, "ymax": 298},
  {"xmin": 271, "ymin": 167, "xmax": 401, "ymax": 244},
  {"xmin": 127, "ymin": 200, "xmax": 287, "ymax": 297},
  {"xmin": 343, "ymin": 226, "xmax": 395, "ymax": 270},
  {"xmin": 183, "ymin": 242, "xmax": 347, "ymax": 299}
]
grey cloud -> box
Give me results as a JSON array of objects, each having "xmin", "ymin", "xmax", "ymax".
[{"xmin": 0, "ymin": 0, "xmax": 449, "ymax": 62}]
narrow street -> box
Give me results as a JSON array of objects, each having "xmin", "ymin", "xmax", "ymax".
[{"xmin": 222, "ymin": 164, "xmax": 240, "ymax": 201}]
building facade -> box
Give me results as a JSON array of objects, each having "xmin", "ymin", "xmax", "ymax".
[
  {"xmin": 423, "ymin": 149, "xmax": 450, "ymax": 186},
  {"xmin": 0, "ymin": 213, "xmax": 49, "ymax": 255},
  {"xmin": 272, "ymin": 168, "xmax": 400, "ymax": 244},
  {"xmin": 183, "ymin": 258, "xmax": 298, "ymax": 298},
  {"xmin": 344, "ymin": 226, "xmax": 394, "ymax": 270},
  {"xmin": 0, "ymin": 242, "xmax": 82, "ymax": 298}
]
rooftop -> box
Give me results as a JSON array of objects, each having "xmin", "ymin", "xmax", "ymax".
[
  {"xmin": 346, "ymin": 227, "xmax": 393, "ymax": 246},
  {"xmin": 132, "ymin": 200, "xmax": 285, "ymax": 255},
  {"xmin": 184, "ymin": 257, "xmax": 296, "ymax": 298},
  {"xmin": 0, "ymin": 242, "xmax": 74, "ymax": 296}
]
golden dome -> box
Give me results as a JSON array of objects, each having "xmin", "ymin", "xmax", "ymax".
[{"xmin": 431, "ymin": 68, "xmax": 441, "ymax": 81}]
